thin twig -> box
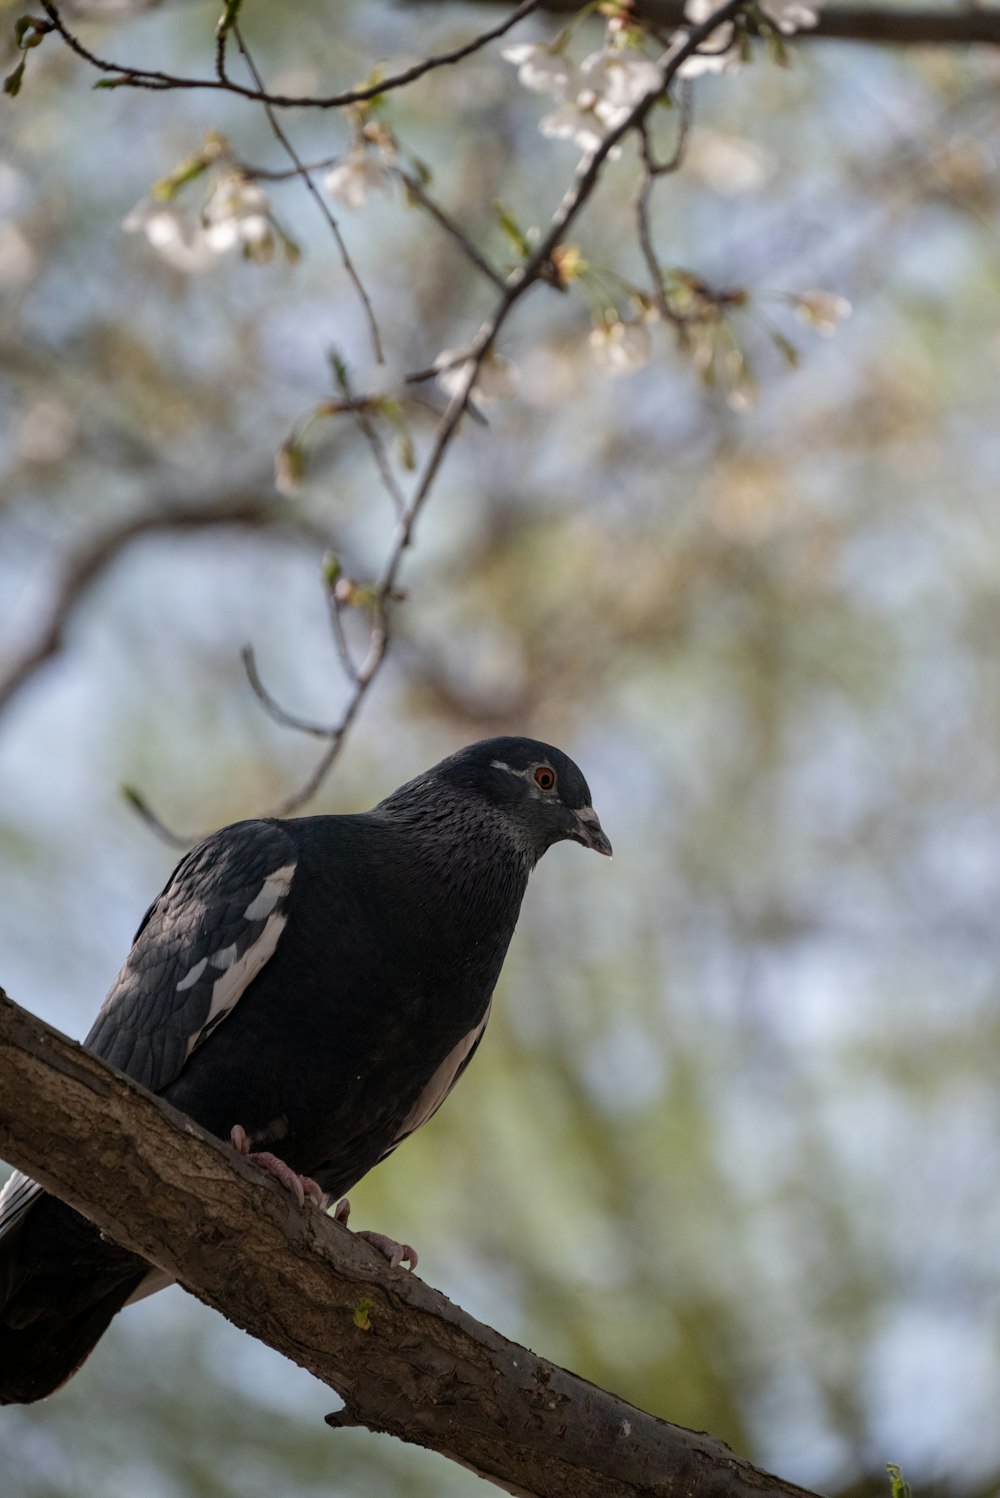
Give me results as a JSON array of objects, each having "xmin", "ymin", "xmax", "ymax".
[
  {"xmin": 39, "ymin": 0, "xmax": 548, "ymax": 104},
  {"xmin": 325, "ymin": 590, "xmax": 362, "ymax": 686},
  {"xmin": 333, "ymin": 365, "xmax": 408, "ymax": 517},
  {"xmin": 241, "ymin": 157, "xmax": 506, "ymax": 289},
  {"xmin": 396, "ymin": 170, "xmax": 509, "ymax": 290},
  {"xmin": 232, "ymin": 25, "xmax": 384, "ymax": 365},
  {"xmin": 240, "ymin": 644, "xmax": 338, "ymax": 737},
  {"xmin": 119, "ymin": 786, "xmax": 199, "ymax": 850},
  {"xmin": 636, "ymin": 86, "xmax": 693, "ymax": 323}
]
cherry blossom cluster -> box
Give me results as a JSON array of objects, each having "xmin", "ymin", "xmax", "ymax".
[
  {"xmin": 123, "ymin": 154, "xmax": 292, "ymax": 272},
  {"xmin": 503, "ymin": 0, "xmax": 824, "ymax": 139}
]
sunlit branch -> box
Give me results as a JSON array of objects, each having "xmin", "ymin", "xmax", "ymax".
[{"xmin": 0, "ymin": 987, "xmax": 826, "ymax": 1498}]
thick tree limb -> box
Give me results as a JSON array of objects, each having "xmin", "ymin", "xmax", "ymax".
[
  {"xmin": 0, "ymin": 988, "xmax": 822, "ymax": 1498},
  {"xmin": 0, "ymin": 479, "xmax": 330, "ymax": 718},
  {"xmin": 410, "ymin": 0, "xmax": 1000, "ymax": 48}
]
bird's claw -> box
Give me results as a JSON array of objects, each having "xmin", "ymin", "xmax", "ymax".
[
  {"xmin": 332, "ymin": 1198, "xmax": 417, "ymax": 1269},
  {"xmin": 356, "ymin": 1230, "xmax": 419, "ymax": 1272},
  {"xmin": 229, "ymin": 1125, "xmax": 328, "ymax": 1209}
]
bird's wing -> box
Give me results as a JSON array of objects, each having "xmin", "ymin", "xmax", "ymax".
[
  {"xmin": 85, "ymin": 820, "xmax": 298, "ymax": 1095},
  {"xmin": 0, "ymin": 1170, "xmax": 43, "ymax": 1240}
]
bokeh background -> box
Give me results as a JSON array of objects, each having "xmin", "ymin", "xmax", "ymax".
[{"xmin": 3, "ymin": 2, "xmax": 1000, "ymax": 1494}]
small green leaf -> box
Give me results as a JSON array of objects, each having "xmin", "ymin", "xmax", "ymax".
[
  {"xmin": 14, "ymin": 16, "xmax": 47, "ymax": 49},
  {"xmin": 353, "ymin": 1297, "xmax": 373, "ymax": 1331},
  {"xmin": 322, "ymin": 551, "xmax": 342, "ymax": 587},
  {"xmin": 771, "ymin": 330, "xmax": 800, "ymax": 368},
  {"xmin": 3, "ymin": 56, "xmax": 26, "ymax": 96},
  {"xmin": 494, "ymin": 200, "xmax": 532, "ymax": 259},
  {"xmin": 92, "ymin": 76, "xmax": 131, "ymax": 90},
  {"xmin": 327, "ymin": 347, "xmax": 350, "ymax": 393},
  {"xmin": 152, "ymin": 138, "xmax": 225, "ymax": 201},
  {"xmin": 274, "ymin": 440, "xmax": 306, "ymax": 497},
  {"xmin": 886, "ymin": 1465, "xmax": 911, "ymax": 1498},
  {"xmin": 766, "ymin": 29, "xmax": 790, "ymax": 67},
  {"xmin": 378, "ymin": 398, "xmax": 416, "ymax": 471},
  {"xmin": 215, "ymin": 0, "xmax": 244, "ymax": 39},
  {"xmin": 408, "ymin": 154, "xmax": 433, "ymax": 188}
]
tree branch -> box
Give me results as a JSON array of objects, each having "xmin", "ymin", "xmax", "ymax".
[
  {"xmin": 0, "ymin": 481, "xmax": 320, "ymax": 719},
  {"xmin": 407, "ymin": 0, "xmax": 1000, "ymax": 48},
  {"xmin": 0, "ymin": 988, "xmax": 823, "ymax": 1498}
]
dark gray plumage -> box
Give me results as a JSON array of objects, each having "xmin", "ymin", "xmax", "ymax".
[{"xmin": 0, "ymin": 736, "xmax": 610, "ymax": 1404}]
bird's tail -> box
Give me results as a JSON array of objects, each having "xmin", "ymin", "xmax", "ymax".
[{"xmin": 0, "ymin": 1188, "xmax": 147, "ymax": 1404}]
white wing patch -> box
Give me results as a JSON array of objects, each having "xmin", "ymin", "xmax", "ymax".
[
  {"xmin": 173, "ymin": 863, "xmax": 296, "ymax": 1056},
  {"xmin": 244, "ymin": 864, "xmax": 296, "ymax": 921},
  {"xmin": 398, "ymin": 1000, "xmax": 493, "ymax": 1143},
  {"xmin": 184, "ymin": 906, "xmax": 289, "ymax": 1058},
  {"xmin": 176, "ymin": 956, "xmax": 207, "ymax": 992},
  {"xmin": 0, "ymin": 1169, "xmax": 43, "ymax": 1237}
]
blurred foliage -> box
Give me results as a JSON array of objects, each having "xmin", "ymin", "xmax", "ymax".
[{"xmin": 3, "ymin": 2, "xmax": 1000, "ymax": 1496}]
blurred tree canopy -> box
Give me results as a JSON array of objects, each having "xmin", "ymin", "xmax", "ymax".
[{"xmin": 2, "ymin": 1, "xmax": 1000, "ymax": 1495}]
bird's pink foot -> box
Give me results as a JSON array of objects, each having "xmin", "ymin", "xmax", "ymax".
[
  {"xmin": 332, "ymin": 1197, "xmax": 418, "ymax": 1270},
  {"xmin": 229, "ymin": 1125, "xmax": 327, "ymax": 1209},
  {"xmin": 357, "ymin": 1231, "xmax": 418, "ymax": 1271}
]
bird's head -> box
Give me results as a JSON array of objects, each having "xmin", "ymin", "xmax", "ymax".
[{"xmin": 428, "ymin": 737, "xmax": 612, "ymax": 863}]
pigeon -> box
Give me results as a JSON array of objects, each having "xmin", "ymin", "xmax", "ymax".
[{"xmin": 0, "ymin": 736, "xmax": 610, "ymax": 1404}]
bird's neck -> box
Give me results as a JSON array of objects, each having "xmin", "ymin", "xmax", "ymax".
[{"xmin": 375, "ymin": 782, "xmax": 535, "ymax": 932}]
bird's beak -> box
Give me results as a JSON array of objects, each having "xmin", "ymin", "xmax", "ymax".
[{"xmin": 573, "ymin": 806, "xmax": 613, "ymax": 858}]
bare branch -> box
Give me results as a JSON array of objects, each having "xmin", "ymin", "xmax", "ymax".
[
  {"xmin": 231, "ymin": 25, "xmax": 384, "ymax": 364},
  {"xmin": 39, "ymin": 0, "xmax": 549, "ymax": 103},
  {"xmin": 266, "ymin": 0, "xmax": 750, "ymax": 815},
  {"xmin": 636, "ymin": 89, "xmax": 693, "ymax": 324},
  {"xmin": 0, "ymin": 482, "xmax": 306, "ymax": 719},
  {"xmin": 240, "ymin": 644, "xmax": 338, "ymax": 738},
  {"xmin": 405, "ymin": 0, "xmax": 1000, "ymax": 48},
  {"xmin": 0, "ymin": 987, "xmax": 825, "ymax": 1498},
  {"xmin": 395, "ymin": 168, "xmax": 509, "ymax": 291}
]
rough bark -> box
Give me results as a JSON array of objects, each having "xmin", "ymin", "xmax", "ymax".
[{"xmin": 0, "ymin": 989, "xmax": 823, "ymax": 1498}]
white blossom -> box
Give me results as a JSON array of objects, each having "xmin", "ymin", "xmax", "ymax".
[
  {"xmin": 0, "ymin": 222, "xmax": 34, "ymax": 286},
  {"xmin": 203, "ymin": 175, "xmax": 275, "ymax": 256},
  {"xmin": 685, "ymin": 130, "xmax": 776, "ymax": 194},
  {"xmin": 433, "ymin": 347, "xmax": 519, "ymax": 407},
  {"xmin": 122, "ymin": 199, "xmax": 217, "ymax": 273},
  {"xmin": 539, "ymin": 99, "xmax": 612, "ymax": 157},
  {"xmin": 323, "ymin": 150, "xmax": 393, "ymax": 210},
  {"xmin": 666, "ymin": 0, "xmax": 742, "ymax": 78},
  {"xmin": 589, "ymin": 319, "xmax": 652, "ymax": 378},
  {"xmin": 501, "ymin": 42, "xmax": 572, "ymax": 98},
  {"xmin": 579, "ymin": 49, "xmax": 664, "ymax": 126},
  {"xmin": 675, "ymin": 42, "xmax": 742, "ymax": 79},
  {"xmin": 760, "ymin": 0, "xmax": 821, "ymax": 33},
  {"xmin": 795, "ymin": 289, "xmax": 852, "ymax": 336}
]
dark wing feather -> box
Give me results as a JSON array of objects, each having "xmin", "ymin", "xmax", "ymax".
[{"xmin": 85, "ymin": 819, "xmax": 298, "ymax": 1095}]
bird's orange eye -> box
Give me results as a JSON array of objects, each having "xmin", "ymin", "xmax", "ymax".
[{"xmin": 534, "ymin": 765, "xmax": 557, "ymax": 791}]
